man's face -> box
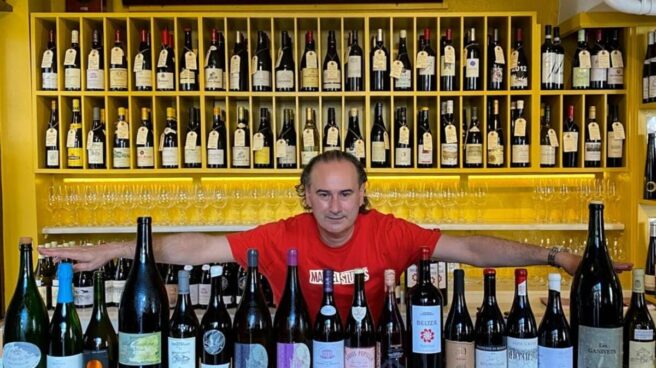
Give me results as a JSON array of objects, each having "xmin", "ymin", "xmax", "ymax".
[{"xmin": 305, "ymin": 160, "xmax": 365, "ymax": 238}]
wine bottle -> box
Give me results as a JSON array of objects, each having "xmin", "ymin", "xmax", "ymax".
[
  {"xmin": 377, "ymin": 269, "xmax": 406, "ymax": 367},
  {"xmin": 345, "ymin": 268, "xmax": 376, "ymax": 367},
  {"xmin": 371, "ymin": 102, "xmax": 390, "ymax": 168},
  {"xmin": 112, "ymin": 107, "xmax": 130, "ymax": 169},
  {"xmin": 254, "ymin": 107, "xmax": 274, "ymax": 169},
  {"xmin": 161, "ymin": 107, "xmax": 179, "ymax": 169},
  {"xmin": 346, "ymin": 30, "xmax": 364, "ymax": 91},
  {"xmin": 301, "ymin": 107, "xmax": 320, "ymax": 167},
  {"xmin": 205, "ymin": 28, "xmax": 225, "ymax": 91},
  {"xmin": 252, "ymin": 31, "xmax": 272, "ymax": 92},
  {"xmin": 323, "ymin": 30, "xmax": 342, "ymax": 91},
  {"xmin": 277, "ymin": 108, "xmax": 298, "ymax": 169},
  {"xmin": 300, "ymin": 31, "xmax": 319, "ymax": 92},
  {"xmin": 511, "ymin": 99, "xmax": 530, "ymax": 167},
  {"xmin": 537, "ymin": 273, "xmax": 573, "ymax": 368},
  {"xmin": 274, "ymin": 249, "xmax": 312, "ymax": 367},
  {"xmin": 229, "ymin": 31, "xmax": 249, "ymax": 91},
  {"xmin": 48, "ymin": 262, "xmax": 84, "ymax": 367},
  {"xmin": 66, "ymin": 98, "xmax": 83, "ymax": 169},
  {"xmin": 73, "ymin": 263, "xmax": 94, "ymax": 309},
  {"xmin": 441, "ymin": 28, "xmax": 456, "ymax": 91},
  {"xmin": 394, "ymin": 107, "xmax": 412, "ymax": 168},
  {"xmin": 88, "ymin": 107, "xmax": 107, "ymax": 169},
  {"xmin": 45, "ymin": 100, "xmax": 60, "ymax": 169},
  {"xmin": 234, "ymin": 249, "xmax": 273, "ymax": 366},
  {"xmin": 393, "ymin": 30, "xmax": 412, "ymax": 91},
  {"xmin": 444, "ymin": 269, "xmax": 474, "ymax": 368},
  {"xmin": 312, "ymin": 269, "xmax": 344, "ymax": 367},
  {"xmin": 197, "ymin": 264, "xmax": 211, "ymax": 309},
  {"xmin": 510, "ymin": 28, "xmax": 529, "ymax": 90},
  {"xmin": 184, "ymin": 107, "xmax": 201, "ymax": 168},
  {"xmin": 463, "ymin": 27, "xmax": 480, "ymax": 91},
  {"xmin": 345, "ymin": 108, "xmax": 366, "ymax": 165},
  {"xmin": 168, "ymin": 270, "xmax": 200, "ymax": 368},
  {"xmin": 165, "ymin": 265, "xmax": 180, "ymax": 309},
  {"xmin": 541, "ymin": 25, "xmax": 557, "ymax": 90},
  {"xmin": 135, "ymin": 29, "xmax": 153, "ymax": 91},
  {"xmin": 572, "ymin": 29, "xmax": 591, "ymax": 90},
  {"xmin": 64, "ymin": 30, "xmax": 81, "ymax": 91},
  {"xmin": 590, "ymin": 29, "xmax": 609, "ymax": 89},
  {"xmin": 624, "ymin": 269, "xmax": 656, "ymax": 368},
  {"xmin": 417, "ymin": 28, "xmax": 437, "ymax": 91},
  {"xmin": 563, "ymin": 105, "xmax": 580, "ymax": 168},
  {"xmin": 276, "ymin": 31, "xmax": 296, "ymax": 92},
  {"xmin": 407, "ymin": 247, "xmax": 442, "ymax": 366},
  {"xmin": 646, "ymin": 130, "xmax": 656, "ymax": 199},
  {"xmin": 646, "ymin": 220, "xmax": 656, "ymax": 295},
  {"xmin": 553, "ymin": 27, "xmax": 565, "ymax": 90},
  {"xmin": 570, "ymin": 202, "xmax": 623, "ymax": 367},
  {"xmin": 2, "ymin": 238, "xmax": 49, "ymax": 368},
  {"xmin": 156, "ymin": 27, "xmax": 176, "ymax": 91},
  {"xmin": 136, "ymin": 107, "xmax": 155, "ymax": 169},
  {"xmin": 417, "ymin": 107, "xmax": 434, "ymax": 168},
  {"xmin": 118, "ymin": 217, "xmax": 169, "ymax": 368},
  {"xmin": 323, "ymin": 107, "xmax": 341, "ymax": 152},
  {"xmin": 179, "ymin": 28, "xmax": 198, "ymax": 91},
  {"xmin": 208, "ymin": 105, "xmax": 228, "ymax": 168},
  {"xmin": 488, "ymin": 28, "xmax": 505, "ymax": 91},
  {"xmin": 649, "ymin": 31, "xmax": 656, "ymax": 103},
  {"xmin": 606, "ymin": 104, "xmax": 624, "ymax": 167},
  {"xmin": 200, "ymin": 265, "xmax": 233, "ymax": 366},
  {"xmin": 584, "ymin": 106, "xmax": 602, "ymax": 168},
  {"xmin": 371, "ymin": 28, "xmax": 390, "ymax": 91},
  {"xmin": 488, "ymin": 99, "xmax": 505, "ymax": 168},
  {"xmin": 506, "ymin": 269, "xmax": 538, "ymax": 368},
  {"xmin": 441, "ymin": 99, "xmax": 459, "ymax": 168},
  {"xmin": 41, "ymin": 29, "xmax": 58, "ymax": 90},
  {"xmin": 475, "ymin": 269, "xmax": 507, "ymax": 368},
  {"xmin": 232, "ymin": 106, "xmax": 250, "ymax": 168},
  {"xmin": 111, "ymin": 257, "xmax": 130, "ymax": 308},
  {"xmin": 186, "ymin": 265, "xmax": 201, "ymax": 308},
  {"xmin": 222, "ymin": 262, "xmax": 238, "ymax": 308},
  {"xmin": 110, "ymin": 29, "xmax": 128, "ymax": 91},
  {"xmin": 540, "ymin": 104, "xmax": 557, "ymax": 168},
  {"xmin": 87, "ymin": 29, "xmax": 105, "ymax": 91},
  {"xmin": 644, "ymin": 33, "xmax": 653, "ymax": 103},
  {"xmin": 83, "ymin": 271, "xmax": 118, "ymax": 367},
  {"xmin": 464, "ymin": 106, "xmax": 483, "ymax": 168},
  {"xmin": 35, "ymin": 247, "xmax": 53, "ymax": 310}
]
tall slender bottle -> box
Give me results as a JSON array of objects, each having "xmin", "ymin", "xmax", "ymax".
[
  {"xmin": 463, "ymin": 27, "xmax": 481, "ymax": 91},
  {"xmin": 134, "ymin": 29, "xmax": 153, "ymax": 91},
  {"xmin": 345, "ymin": 108, "xmax": 366, "ymax": 165},
  {"xmin": 205, "ymin": 28, "xmax": 225, "ymax": 91},
  {"xmin": 45, "ymin": 100, "xmax": 60, "ymax": 168},
  {"xmin": 42, "ymin": 29, "xmax": 58, "ymax": 90},
  {"xmin": 200, "ymin": 265, "xmax": 233, "ymax": 366},
  {"xmin": 645, "ymin": 220, "xmax": 656, "ymax": 295},
  {"xmin": 377, "ymin": 269, "xmax": 406, "ymax": 367},
  {"xmin": 346, "ymin": 30, "xmax": 364, "ymax": 91},
  {"xmin": 371, "ymin": 28, "xmax": 390, "ymax": 91},
  {"xmin": 136, "ymin": 107, "xmax": 155, "ymax": 169},
  {"xmin": 444, "ymin": 269, "xmax": 474, "ymax": 368},
  {"xmin": 179, "ymin": 28, "xmax": 198, "ymax": 91},
  {"xmin": 230, "ymin": 31, "xmax": 249, "ymax": 92},
  {"xmin": 83, "ymin": 271, "xmax": 118, "ymax": 367},
  {"xmin": 371, "ymin": 102, "xmax": 390, "ymax": 168},
  {"xmin": 110, "ymin": 29, "xmax": 128, "ymax": 91},
  {"xmin": 606, "ymin": 104, "xmax": 624, "ymax": 167},
  {"xmin": 441, "ymin": 28, "xmax": 456, "ymax": 91},
  {"xmin": 168, "ymin": 270, "xmax": 200, "ymax": 368},
  {"xmin": 207, "ymin": 106, "xmax": 227, "ymax": 168},
  {"xmin": 277, "ymin": 109, "xmax": 297, "ymax": 169},
  {"xmin": 184, "ymin": 107, "xmax": 201, "ymax": 168},
  {"xmin": 563, "ymin": 105, "xmax": 580, "ymax": 168},
  {"xmin": 276, "ymin": 31, "xmax": 295, "ymax": 92},
  {"xmin": 323, "ymin": 107, "xmax": 341, "ymax": 152},
  {"xmin": 88, "ymin": 107, "xmax": 107, "ymax": 169},
  {"xmin": 301, "ymin": 107, "xmax": 319, "ymax": 167},
  {"xmin": 232, "ymin": 106, "xmax": 250, "ymax": 168},
  {"xmin": 475, "ymin": 269, "xmax": 507, "ymax": 368},
  {"xmin": 48, "ymin": 262, "xmax": 84, "ymax": 367},
  {"xmin": 313, "ymin": 269, "xmax": 344, "ymax": 367},
  {"xmin": 113, "ymin": 107, "xmax": 130, "ymax": 169},
  {"xmin": 510, "ymin": 28, "xmax": 529, "ymax": 90},
  {"xmin": 623, "ymin": 268, "xmax": 656, "ymax": 368},
  {"xmin": 506, "ymin": 269, "xmax": 538, "ymax": 368},
  {"xmin": 570, "ymin": 202, "xmax": 624, "ymax": 367},
  {"xmin": 345, "ymin": 268, "xmax": 376, "ymax": 367},
  {"xmin": 553, "ymin": 27, "xmax": 565, "ymax": 89},
  {"xmin": 417, "ymin": 28, "xmax": 437, "ymax": 91},
  {"xmin": 394, "ymin": 30, "xmax": 412, "ymax": 91},
  {"xmin": 646, "ymin": 130, "xmax": 656, "ymax": 199},
  {"xmin": 417, "ymin": 107, "xmax": 434, "ymax": 168},
  {"xmin": 87, "ymin": 29, "xmax": 105, "ymax": 91},
  {"xmin": 584, "ymin": 106, "xmax": 602, "ymax": 168},
  {"xmin": 2, "ymin": 238, "xmax": 49, "ymax": 368},
  {"xmin": 67, "ymin": 98, "xmax": 84, "ymax": 169},
  {"xmin": 323, "ymin": 30, "xmax": 342, "ymax": 91},
  {"xmin": 156, "ymin": 28, "xmax": 175, "ymax": 91},
  {"xmin": 64, "ymin": 30, "xmax": 82, "ymax": 91},
  {"xmin": 252, "ymin": 31, "xmax": 272, "ymax": 92},
  {"xmin": 118, "ymin": 217, "xmax": 169, "ymax": 368},
  {"xmin": 537, "ymin": 273, "xmax": 572, "ymax": 368},
  {"xmin": 540, "ymin": 104, "xmax": 557, "ymax": 168},
  {"xmin": 300, "ymin": 31, "xmax": 319, "ymax": 92},
  {"xmin": 541, "ymin": 25, "xmax": 556, "ymax": 90},
  {"xmin": 395, "ymin": 107, "xmax": 412, "ymax": 168}
]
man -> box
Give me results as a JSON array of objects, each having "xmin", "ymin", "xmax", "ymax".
[{"xmin": 40, "ymin": 150, "xmax": 624, "ymax": 322}]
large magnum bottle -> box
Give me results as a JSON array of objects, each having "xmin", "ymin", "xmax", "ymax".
[
  {"xmin": 444, "ymin": 269, "xmax": 474, "ymax": 368},
  {"xmin": 168, "ymin": 270, "xmax": 200, "ymax": 368},
  {"xmin": 48, "ymin": 262, "xmax": 84, "ymax": 367},
  {"xmin": 2, "ymin": 237, "xmax": 49, "ymax": 368},
  {"xmin": 312, "ymin": 269, "xmax": 344, "ymax": 367},
  {"xmin": 234, "ymin": 249, "xmax": 273, "ymax": 366},
  {"xmin": 345, "ymin": 268, "xmax": 376, "ymax": 367},
  {"xmin": 274, "ymin": 249, "xmax": 312, "ymax": 367},
  {"xmin": 83, "ymin": 271, "xmax": 118, "ymax": 367},
  {"xmin": 475, "ymin": 269, "xmax": 507, "ymax": 368},
  {"xmin": 200, "ymin": 265, "xmax": 233, "ymax": 366},
  {"xmin": 377, "ymin": 269, "xmax": 406, "ymax": 367},
  {"xmin": 506, "ymin": 269, "xmax": 538, "ymax": 368},
  {"xmin": 623, "ymin": 268, "xmax": 656, "ymax": 368},
  {"xmin": 646, "ymin": 220, "xmax": 656, "ymax": 295},
  {"xmin": 118, "ymin": 217, "xmax": 169, "ymax": 368},
  {"xmin": 570, "ymin": 202, "xmax": 623, "ymax": 367},
  {"xmin": 537, "ymin": 273, "xmax": 572, "ymax": 368}
]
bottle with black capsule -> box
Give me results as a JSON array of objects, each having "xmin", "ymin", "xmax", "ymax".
[
  {"xmin": 474, "ymin": 268, "xmax": 507, "ymax": 368},
  {"xmin": 444, "ymin": 269, "xmax": 474, "ymax": 368},
  {"xmin": 312, "ymin": 269, "xmax": 344, "ymax": 367},
  {"xmin": 200, "ymin": 265, "xmax": 233, "ymax": 366}
]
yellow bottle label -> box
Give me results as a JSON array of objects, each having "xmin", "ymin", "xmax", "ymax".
[
  {"xmin": 254, "ymin": 147, "xmax": 271, "ymax": 165},
  {"xmin": 67, "ymin": 147, "xmax": 83, "ymax": 167}
]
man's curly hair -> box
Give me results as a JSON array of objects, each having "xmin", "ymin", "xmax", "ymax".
[{"xmin": 295, "ymin": 150, "xmax": 370, "ymax": 213}]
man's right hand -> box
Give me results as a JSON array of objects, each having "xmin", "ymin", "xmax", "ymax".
[{"xmin": 39, "ymin": 241, "xmax": 131, "ymax": 272}]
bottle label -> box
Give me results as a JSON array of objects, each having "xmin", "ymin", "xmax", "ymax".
[
  {"xmin": 279, "ymin": 144, "xmax": 297, "ymax": 165},
  {"xmin": 42, "ymin": 49, "xmax": 54, "ymax": 68},
  {"xmin": 371, "ymin": 142, "xmax": 386, "ymax": 163},
  {"xmin": 488, "ymin": 143, "xmax": 504, "ymax": 166},
  {"xmin": 198, "ymin": 284, "xmax": 211, "ymax": 305},
  {"xmin": 65, "ymin": 68, "xmax": 81, "ymax": 89},
  {"xmin": 189, "ymin": 283, "xmax": 199, "ymax": 305},
  {"xmin": 136, "ymin": 70, "xmax": 153, "ymax": 88},
  {"xmin": 373, "ymin": 50, "xmax": 387, "ymax": 71},
  {"xmin": 47, "ymin": 149, "xmax": 60, "ymax": 166},
  {"xmin": 634, "ymin": 329, "xmax": 654, "ymax": 341},
  {"xmin": 607, "ymin": 67, "xmax": 623, "ymax": 85},
  {"xmin": 465, "ymin": 144, "xmax": 483, "ymax": 165},
  {"xmin": 201, "ymin": 363, "xmax": 230, "ymax": 368},
  {"xmin": 74, "ymin": 285, "xmax": 93, "ymax": 306},
  {"xmin": 418, "ymin": 143, "xmax": 433, "ymax": 165},
  {"xmin": 344, "ymin": 346, "xmax": 375, "ymax": 368},
  {"xmin": 419, "ymin": 56, "xmax": 435, "ymax": 76},
  {"xmin": 165, "ymin": 283, "xmax": 178, "ymax": 308},
  {"xmin": 511, "ymin": 65, "xmax": 529, "ymax": 88},
  {"xmin": 301, "ymin": 150, "xmax": 319, "ymax": 166},
  {"xmin": 156, "ymin": 72, "xmax": 175, "ymax": 90},
  {"xmin": 507, "ymin": 337, "xmax": 537, "ymax": 368},
  {"xmin": 320, "ymin": 305, "xmax": 337, "ymax": 316},
  {"xmin": 475, "ymin": 347, "xmax": 506, "ymax": 368},
  {"xmin": 180, "ymin": 69, "xmax": 197, "ymax": 85},
  {"xmin": 87, "ymin": 69, "xmax": 105, "ymax": 89},
  {"xmin": 590, "ymin": 58, "xmax": 607, "ymax": 83},
  {"xmin": 537, "ymin": 346, "xmax": 573, "ymax": 368},
  {"xmin": 323, "ymin": 63, "xmax": 341, "ymax": 89},
  {"xmin": 540, "ymin": 145, "xmax": 556, "ymax": 166},
  {"xmin": 162, "ymin": 147, "xmax": 179, "ymax": 167},
  {"xmin": 542, "ymin": 51, "xmax": 556, "ymax": 84},
  {"xmin": 207, "ymin": 148, "xmax": 225, "ymax": 166},
  {"xmin": 563, "ymin": 132, "xmax": 579, "ymax": 153},
  {"xmin": 607, "ymin": 132, "xmax": 623, "ymax": 159},
  {"xmin": 313, "ymin": 340, "xmax": 344, "ymax": 367},
  {"xmin": 395, "ymin": 69, "xmax": 412, "ymax": 89},
  {"xmin": 411, "ymin": 305, "xmax": 442, "ymax": 353},
  {"xmin": 645, "ymin": 275, "xmax": 656, "ymax": 292},
  {"xmin": 235, "ymin": 343, "xmax": 268, "ymax": 368},
  {"xmin": 395, "ymin": 147, "xmax": 412, "ymax": 166},
  {"xmin": 347, "ymin": 56, "xmax": 362, "ymax": 78},
  {"xmin": 555, "ymin": 53, "xmax": 564, "ymax": 85},
  {"xmin": 584, "ymin": 142, "xmax": 601, "ymax": 162},
  {"xmin": 276, "ymin": 70, "xmax": 295, "ymax": 89},
  {"xmin": 233, "ymin": 146, "xmax": 250, "ymax": 167},
  {"xmin": 326, "ymin": 127, "xmax": 339, "ymax": 146},
  {"xmin": 136, "ymin": 146, "xmax": 154, "ymax": 167},
  {"xmin": 441, "ymin": 143, "xmax": 458, "ymax": 166},
  {"xmin": 203, "ymin": 329, "xmax": 227, "ymax": 355},
  {"xmin": 110, "ymin": 68, "xmax": 128, "ymax": 89},
  {"xmin": 83, "ymin": 349, "xmax": 110, "ymax": 367},
  {"xmin": 112, "ymin": 280, "xmax": 126, "ymax": 305},
  {"xmin": 230, "ymin": 55, "xmax": 241, "ymax": 89},
  {"xmin": 119, "ymin": 331, "xmax": 162, "ymax": 365},
  {"xmin": 185, "ymin": 147, "xmax": 202, "ymax": 165},
  {"xmin": 105, "ymin": 280, "xmax": 113, "ymax": 304},
  {"xmin": 302, "ymin": 68, "xmax": 319, "ymax": 89},
  {"xmin": 253, "ymin": 70, "xmax": 271, "ymax": 87},
  {"xmin": 67, "ymin": 147, "xmax": 83, "ymax": 167},
  {"xmin": 577, "ymin": 325, "xmax": 622, "ymax": 367},
  {"xmin": 206, "ymin": 67, "xmax": 224, "ymax": 89},
  {"xmin": 277, "ymin": 343, "xmax": 311, "ymax": 367},
  {"xmin": 644, "ymin": 76, "xmax": 649, "ymax": 101},
  {"xmin": 465, "ymin": 58, "xmax": 479, "ymax": 78},
  {"xmin": 573, "ymin": 67, "xmax": 591, "ymax": 88},
  {"xmin": 629, "ymin": 340, "xmax": 655, "ymax": 368},
  {"xmin": 445, "ymin": 340, "xmax": 474, "ymax": 368},
  {"xmin": 441, "ymin": 55, "xmax": 456, "ymax": 77},
  {"xmin": 650, "ymin": 75, "xmax": 656, "ymax": 99},
  {"xmin": 491, "ymin": 64, "xmax": 503, "ymax": 84},
  {"xmin": 113, "ymin": 147, "xmax": 130, "ymax": 168},
  {"xmin": 168, "ymin": 337, "xmax": 197, "ymax": 368},
  {"xmin": 88, "ymin": 142, "xmax": 105, "ymax": 165},
  {"xmin": 47, "ymin": 354, "xmax": 84, "ymax": 367},
  {"xmin": 2, "ymin": 342, "xmax": 42, "ymax": 368},
  {"xmin": 42, "ymin": 72, "xmax": 58, "ymax": 89},
  {"xmin": 512, "ymin": 145, "xmax": 529, "ymax": 164}
]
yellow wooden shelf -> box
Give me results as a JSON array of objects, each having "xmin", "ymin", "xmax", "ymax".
[
  {"xmin": 640, "ymin": 102, "xmax": 656, "ymax": 110},
  {"xmin": 639, "ymin": 199, "xmax": 656, "ymax": 207},
  {"xmin": 540, "ymin": 89, "xmax": 628, "ymax": 96}
]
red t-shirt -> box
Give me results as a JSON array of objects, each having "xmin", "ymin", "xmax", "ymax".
[{"xmin": 226, "ymin": 209, "xmax": 441, "ymax": 325}]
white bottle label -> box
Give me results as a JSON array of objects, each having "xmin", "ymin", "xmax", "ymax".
[
  {"xmin": 344, "ymin": 346, "xmax": 375, "ymax": 368},
  {"xmin": 198, "ymin": 284, "xmax": 211, "ymax": 305},
  {"xmin": 42, "ymin": 72, "xmax": 58, "ymax": 89},
  {"xmin": 577, "ymin": 325, "xmax": 622, "ymax": 367},
  {"xmin": 65, "ymin": 68, "xmax": 81, "ymax": 89},
  {"xmin": 395, "ymin": 147, "xmax": 412, "ymax": 166},
  {"xmin": 232, "ymin": 146, "xmax": 250, "ymax": 167},
  {"xmin": 465, "ymin": 144, "xmax": 483, "ymax": 165},
  {"xmin": 253, "ymin": 70, "xmax": 271, "ymax": 87},
  {"xmin": 563, "ymin": 132, "xmax": 579, "ymax": 153},
  {"xmin": 276, "ymin": 70, "xmax": 294, "ymax": 89},
  {"xmin": 47, "ymin": 149, "xmax": 60, "ymax": 167},
  {"xmin": 465, "ymin": 58, "xmax": 479, "ymax": 78},
  {"xmin": 475, "ymin": 347, "xmax": 507, "ymax": 368},
  {"xmin": 206, "ymin": 67, "xmax": 224, "ymax": 89},
  {"xmin": 2, "ymin": 342, "xmax": 42, "ymax": 368},
  {"xmin": 88, "ymin": 142, "xmax": 105, "ymax": 165},
  {"xmin": 512, "ymin": 145, "xmax": 529, "ymax": 164},
  {"xmin": 162, "ymin": 147, "xmax": 179, "ymax": 167},
  {"xmin": 168, "ymin": 337, "xmax": 197, "ymax": 368},
  {"xmin": 74, "ymin": 285, "xmax": 93, "ymax": 306},
  {"xmin": 607, "ymin": 132, "xmax": 623, "ymax": 159},
  {"xmin": 312, "ymin": 340, "xmax": 344, "ymax": 367},
  {"xmin": 189, "ymin": 284, "xmax": 199, "ymax": 305},
  {"xmin": 47, "ymin": 354, "xmax": 84, "ymax": 367},
  {"xmin": 112, "ymin": 280, "xmax": 126, "ymax": 305},
  {"xmin": 542, "ymin": 51, "xmax": 556, "ymax": 84},
  {"xmin": 86, "ymin": 69, "xmax": 105, "ymax": 89},
  {"xmin": 507, "ymin": 337, "xmax": 537, "ymax": 368},
  {"xmin": 118, "ymin": 331, "xmax": 162, "ymax": 365},
  {"xmin": 411, "ymin": 305, "xmax": 442, "ymax": 353},
  {"xmin": 113, "ymin": 148, "xmax": 130, "ymax": 168},
  {"xmin": 540, "ymin": 145, "xmax": 556, "ymax": 166},
  {"xmin": 235, "ymin": 343, "xmax": 268, "ymax": 367},
  {"xmin": 441, "ymin": 143, "xmax": 458, "ymax": 166},
  {"xmin": 208, "ymin": 149, "xmax": 225, "ymax": 166},
  {"xmin": 537, "ymin": 346, "xmax": 573, "ymax": 368},
  {"xmin": 137, "ymin": 147, "xmax": 154, "ymax": 167},
  {"xmin": 156, "ymin": 72, "xmax": 175, "ymax": 90},
  {"xmin": 628, "ymin": 340, "xmax": 655, "ymax": 368},
  {"xmin": 110, "ymin": 68, "xmax": 128, "ymax": 89},
  {"xmin": 185, "ymin": 147, "xmax": 201, "ymax": 165},
  {"xmin": 645, "ymin": 274, "xmax": 656, "ymax": 292},
  {"xmin": 371, "ymin": 142, "xmax": 386, "ymax": 163},
  {"xmin": 201, "ymin": 364, "xmax": 230, "ymax": 368},
  {"xmin": 584, "ymin": 142, "xmax": 601, "ymax": 162},
  {"xmin": 419, "ymin": 56, "xmax": 436, "ymax": 76},
  {"xmin": 347, "ymin": 56, "xmax": 362, "ymax": 78}
]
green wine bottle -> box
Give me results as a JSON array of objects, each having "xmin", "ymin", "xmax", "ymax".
[
  {"xmin": 48, "ymin": 261, "xmax": 84, "ymax": 366},
  {"xmin": 83, "ymin": 271, "xmax": 118, "ymax": 367},
  {"xmin": 2, "ymin": 237, "xmax": 49, "ymax": 368}
]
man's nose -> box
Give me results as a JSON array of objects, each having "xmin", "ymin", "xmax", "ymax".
[{"xmin": 329, "ymin": 195, "xmax": 341, "ymax": 212}]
